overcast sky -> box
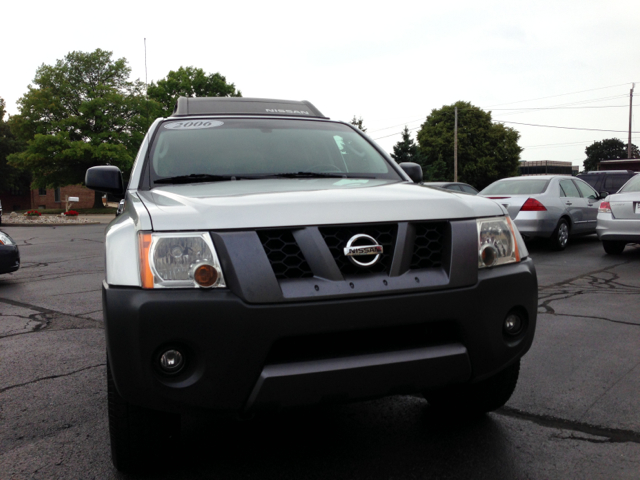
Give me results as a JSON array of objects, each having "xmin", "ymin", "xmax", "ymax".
[{"xmin": 2, "ymin": 0, "xmax": 639, "ymax": 169}]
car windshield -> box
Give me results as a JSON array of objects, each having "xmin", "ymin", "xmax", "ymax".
[
  {"xmin": 481, "ymin": 179, "xmax": 549, "ymax": 195},
  {"xmin": 618, "ymin": 174, "xmax": 640, "ymax": 193},
  {"xmin": 149, "ymin": 118, "xmax": 400, "ymax": 184}
]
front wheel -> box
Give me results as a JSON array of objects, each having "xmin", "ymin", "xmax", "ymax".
[
  {"xmin": 107, "ymin": 360, "xmax": 180, "ymax": 472},
  {"xmin": 549, "ymin": 218, "xmax": 570, "ymax": 251},
  {"xmin": 424, "ymin": 360, "xmax": 520, "ymax": 416},
  {"xmin": 602, "ymin": 240, "xmax": 626, "ymax": 255}
]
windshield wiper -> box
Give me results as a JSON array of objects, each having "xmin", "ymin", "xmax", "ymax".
[
  {"xmin": 270, "ymin": 171, "xmax": 348, "ymax": 179},
  {"xmin": 154, "ymin": 174, "xmax": 248, "ymax": 184}
]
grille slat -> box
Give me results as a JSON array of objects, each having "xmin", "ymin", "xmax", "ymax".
[{"xmin": 258, "ymin": 230, "xmax": 313, "ymax": 279}]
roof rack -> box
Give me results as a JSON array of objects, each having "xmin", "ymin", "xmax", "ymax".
[
  {"xmin": 171, "ymin": 97, "xmax": 328, "ymax": 119},
  {"xmin": 585, "ymin": 170, "xmax": 636, "ymax": 174}
]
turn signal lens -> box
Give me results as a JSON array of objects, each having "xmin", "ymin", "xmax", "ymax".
[
  {"xmin": 190, "ymin": 263, "xmax": 220, "ymax": 288},
  {"xmin": 598, "ymin": 201, "xmax": 611, "ymax": 213},
  {"xmin": 520, "ymin": 198, "xmax": 547, "ymax": 211}
]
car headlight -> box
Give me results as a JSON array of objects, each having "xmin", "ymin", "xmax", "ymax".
[
  {"xmin": 477, "ymin": 216, "xmax": 523, "ymax": 268},
  {"xmin": 138, "ymin": 232, "xmax": 226, "ymax": 289},
  {"xmin": 0, "ymin": 232, "xmax": 15, "ymax": 246}
]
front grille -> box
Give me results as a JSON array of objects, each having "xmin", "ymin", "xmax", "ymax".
[
  {"xmin": 319, "ymin": 224, "xmax": 397, "ymax": 275},
  {"xmin": 410, "ymin": 222, "xmax": 446, "ymax": 269},
  {"xmin": 258, "ymin": 230, "xmax": 313, "ymax": 279}
]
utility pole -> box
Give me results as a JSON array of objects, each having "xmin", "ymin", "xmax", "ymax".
[
  {"xmin": 454, "ymin": 107, "xmax": 458, "ymax": 182},
  {"xmin": 629, "ymin": 83, "xmax": 635, "ymax": 158}
]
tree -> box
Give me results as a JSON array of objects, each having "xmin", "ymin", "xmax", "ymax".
[
  {"xmin": 416, "ymin": 101, "xmax": 522, "ymax": 189},
  {"xmin": 350, "ymin": 116, "xmax": 367, "ymax": 132},
  {"xmin": 583, "ymin": 138, "xmax": 639, "ymax": 172},
  {"xmin": 391, "ymin": 126, "xmax": 429, "ymax": 178},
  {"xmin": 7, "ymin": 49, "xmax": 148, "ymax": 207},
  {"xmin": 0, "ymin": 97, "xmax": 28, "ymax": 192},
  {"xmin": 147, "ymin": 67, "xmax": 241, "ymax": 118}
]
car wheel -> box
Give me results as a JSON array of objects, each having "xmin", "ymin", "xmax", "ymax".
[
  {"xmin": 107, "ymin": 359, "xmax": 180, "ymax": 473},
  {"xmin": 550, "ymin": 218, "xmax": 570, "ymax": 251},
  {"xmin": 602, "ymin": 240, "xmax": 626, "ymax": 255},
  {"xmin": 424, "ymin": 359, "xmax": 520, "ymax": 416}
]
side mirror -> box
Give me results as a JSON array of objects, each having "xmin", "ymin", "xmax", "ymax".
[
  {"xmin": 85, "ymin": 166, "xmax": 124, "ymax": 196},
  {"xmin": 399, "ymin": 162, "xmax": 423, "ymax": 183},
  {"xmin": 599, "ymin": 191, "xmax": 609, "ymax": 199}
]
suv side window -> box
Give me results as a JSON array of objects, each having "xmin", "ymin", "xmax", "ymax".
[
  {"xmin": 574, "ymin": 180, "xmax": 599, "ymax": 200},
  {"xmin": 604, "ymin": 175, "xmax": 632, "ymax": 193},
  {"xmin": 559, "ymin": 179, "xmax": 580, "ymax": 198}
]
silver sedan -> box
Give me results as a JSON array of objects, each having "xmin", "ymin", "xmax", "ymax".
[
  {"xmin": 596, "ymin": 174, "xmax": 640, "ymax": 254},
  {"xmin": 479, "ymin": 175, "xmax": 603, "ymax": 250}
]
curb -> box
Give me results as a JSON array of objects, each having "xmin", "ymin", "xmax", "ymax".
[{"xmin": 1, "ymin": 222, "xmax": 103, "ymax": 227}]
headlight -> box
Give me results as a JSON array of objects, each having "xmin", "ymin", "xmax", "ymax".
[
  {"xmin": 0, "ymin": 232, "xmax": 15, "ymax": 246},
  {"xmin": 477, "ymin": 216, "xmax": 522, "ymax": 268},
  {"xmin": 138, "ymin": 232, "xmax": 226, "ymax": 289}
]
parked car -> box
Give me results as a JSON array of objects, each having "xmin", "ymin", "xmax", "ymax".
[
  {"xmin": 480, "ymin": 175, "xmax": 603, "ymax": 250},
  {"xmin": 596, "ymin": 174, "xmax": 640, "ymax": 254},
  {"xmin": 0, "ymin": 199, "xmax": 3, "ymax": 225},
  {"xmin": 86, "ymin": 97, "xmax": 538, "ymax": 472},
  {"xmin": 422, "ymin": 182, "xmax": 479, "ymax": 195},
  {"xmin": 576, "ymin": 170, "xmax": 638, "ymax": 196},
  {"xmin": 0, "ymin": 231, "xmax": 20, "ymax": 274}
]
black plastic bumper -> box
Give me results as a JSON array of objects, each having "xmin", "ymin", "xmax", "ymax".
[
  {"xmin": 104, "ymin": 258, "xmax": 537, "ymax": 414},
  {"xmin": 0, "ymin": 245, "xmax": 20, "ymax": 274}
]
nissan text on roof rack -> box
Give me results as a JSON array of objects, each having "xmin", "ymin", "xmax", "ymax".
[{"xmin": 85, "ymin": 97, "xmax": 538, "ymax": 473}]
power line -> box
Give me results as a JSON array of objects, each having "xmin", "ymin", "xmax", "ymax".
[
  {"xmin": 493, "ymin": 119, "xmax": 640, "ymax": 134},
  {"xmin": 484, "ymin": 82, "xmax": 634, "ymax": 108}
]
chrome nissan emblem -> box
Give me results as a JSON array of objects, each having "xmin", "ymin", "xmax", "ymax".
[{"xmin": 343, "ymin": 234, "xmax": 383, "ymax": 267}]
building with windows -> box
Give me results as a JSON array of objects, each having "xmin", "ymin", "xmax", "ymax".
[
  {"xmin": 597, "ymin": 159, "xmax": 640, "ymax": 172},
  {"xmin": 30, "ymin": 185, "xmax": 95, "ymax": 210},
  {"xmin": 519, "ymin": 160, "xmax": 574, "ymax": 176}
]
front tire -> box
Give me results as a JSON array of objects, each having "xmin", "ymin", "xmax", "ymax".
[
  {"xmin": 107, "ymin": 360, "xmax": 180, "ymax": 473},
  {"xmin": 602, "ymin": 240, "xmax": 626, "ymax": 255},
  {"xmin": 424, "ymin": 360, "xmax": 520, "ymax": 416},
  {"xmin": 550, "ymin": 218, "xmax": 570, "ymax": 251}
]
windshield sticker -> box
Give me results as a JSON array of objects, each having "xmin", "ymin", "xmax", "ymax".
[
  {"xmin": 164, "ymin": 120, "xmax": 224, "ymax": 130},
  {"xmin": 333, "ymin": 179, "xmax": 370, "ymax": 186}
]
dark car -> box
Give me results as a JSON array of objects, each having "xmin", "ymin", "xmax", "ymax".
[
  {"xmin": 576, "ymin": 170, "xmax": 638, "ymax": 196},
  {"xmin": 422, "ymin": 182, "xmax": 479, "ymax": 195},
  {"xmin": 0, "ymin": 231, "xmax": 20, "ymax": 274}
]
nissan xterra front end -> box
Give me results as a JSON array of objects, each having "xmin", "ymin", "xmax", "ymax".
[{"xmin": 86, "ymin": 97, "xmax": 537, "ymax": 473}]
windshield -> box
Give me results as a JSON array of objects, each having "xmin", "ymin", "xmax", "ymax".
[
  {"xmin": 481, "ymin": 179, "xmax": 549, "ymax": 195},
  {"xmin": 618, "ymin": 174, "xmax": 640, "ymax": 193},
  {"xmin": 149, "ymin": 118, "xmax": 400, "ymax": 184}
]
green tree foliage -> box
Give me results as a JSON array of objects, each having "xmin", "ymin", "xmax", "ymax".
[
  {"xmin": 8, "ymin": 49, "xmax": 148, "ymax": 207},
  {"xmin": 583, "ymin": 138, "xmax": 639, "ymax": 172},
  {"xmin": 416, "ymin": 101, "xmax": 522, "ymax": 189},
  {"xmin": 391, "ymin": 126, "xmax": 429, "ymax": 178},
  {"xmin": 147, "ymin": 67, "xmax": 241, "ymax": 118},
  {"xmin": 0, "ymin": 97, "xmax": 29, "ymax": 191},
  {"xmin": 350, "ymin": 116, "xmax": 367, "ymax": 132}
]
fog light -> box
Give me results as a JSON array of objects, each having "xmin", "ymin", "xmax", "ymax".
[
  {"xmin": 504, "ymin": 314, "xmax": 523, "ymax": 336},
  {"xmin": 159, "ymin": 349, "xmax": 185, "ymax": 374}
]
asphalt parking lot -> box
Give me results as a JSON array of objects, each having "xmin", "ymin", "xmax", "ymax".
[{"xmin": 1, "ymin": 225, "xmax": 639, "ymax": 479}]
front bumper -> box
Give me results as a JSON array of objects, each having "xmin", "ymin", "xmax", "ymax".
[
  {"xmin": 0, "ymin": 245, "xmax": 20, "ymax": 274},
  {"xmin": 104, "ymin": 258, "xmax": 537, "ymax": 414}
]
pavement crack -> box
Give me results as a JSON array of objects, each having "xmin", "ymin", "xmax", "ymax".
[
  {"xmin": 497, "ymin": 406, "xmax": 640, "ymax": 444},
  {"xmin": 0, "ymin": 363, "xmax": 105, "ymax": 394}
]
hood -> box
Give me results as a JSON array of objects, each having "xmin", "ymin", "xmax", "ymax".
[{"xmin": 137, "ymin": 178, "xmax": 506, "ymax": 231}]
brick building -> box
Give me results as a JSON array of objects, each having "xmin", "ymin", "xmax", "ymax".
[
  {"xmin": 30, "ymin": 185, "xmax": 96, "ymax": 210},
  {"xmin": 598, "ymin": 159, "xmax": 640, "ymax": 172}
]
